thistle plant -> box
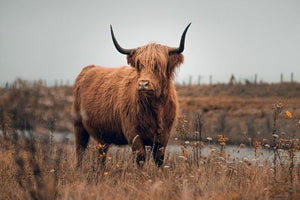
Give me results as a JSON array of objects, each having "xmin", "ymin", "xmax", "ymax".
[
  {"xmin": 192, "ymin": 113, "xmax": 203, "ymax": 166},
  {"xmin": 217, "ymin": 134, "xmax": 229, "ymax": 153},
  {"xmin": 253, "ymin": 139, "xmax": 263, "ymax": 158},
  {"xmin": 176, "ymin": 115, "xmax": 191, "ymax": 164},
  {"xmin": 271, "ymin": 103, "xmax": 283, "ymax": 174}
]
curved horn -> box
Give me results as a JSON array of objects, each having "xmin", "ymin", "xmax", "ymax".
[
  {"xmin": 169, "ymin": 23, "xmax": 191, "ymax": 55},
  {"xmin": 110, "ymin": 25, "xmax": 134, "ymax": 55}
]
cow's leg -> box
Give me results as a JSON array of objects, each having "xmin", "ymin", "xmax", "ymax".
[
  {"xmin": 130, "ymin": 134, "xmax": 146, "ymax": 167},
  {"xmin": 152, "ymin": 142, "xmax": 165, "ymax": 167},
  {"xmin": 97, "ymin": 143, "xmax": 110, "ymax": 167},
  {"xmin": 74, "ymin": 122, "xmax": 90, "ymax": 168}
]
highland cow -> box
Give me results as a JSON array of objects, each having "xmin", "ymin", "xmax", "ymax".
[{"xmin": 72, "ymin": 23, "xmax": 191, "ymax": 167}]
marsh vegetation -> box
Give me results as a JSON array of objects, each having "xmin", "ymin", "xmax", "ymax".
[{"xmin": 0, "ymin": 79, "xmax": 299, "ymax": 199}]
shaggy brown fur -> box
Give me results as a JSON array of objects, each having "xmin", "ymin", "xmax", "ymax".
[{"xmin": 72, "ymin": 42, "xmax": 185, "ymax": 167}]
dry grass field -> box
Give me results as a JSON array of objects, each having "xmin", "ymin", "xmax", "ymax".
[
  {"xmin": 0, "ymin": 79, "xmax": 300, "ymax": 199},
  {"xmin": 0, "ymin": 131, "xmax": 299, "ymax": 200},
  {"xmin": 1, "ymin": 79, "xmax": 299, "ymax": 143}
]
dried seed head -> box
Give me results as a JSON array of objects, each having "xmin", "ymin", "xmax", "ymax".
[{"xmin": 285, "ymin": 111, "xmax": 292, "ymax": 118}]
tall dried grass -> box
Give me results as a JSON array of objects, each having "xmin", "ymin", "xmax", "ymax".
[
  {"xmin": 0, "ymin": 80, "xmax": 300, "ymax": 199},
  {"xmin": 0, "ymin": 129, "xmax": 299, "ymax": 200},
  {"xmin": 1, "ymin": 80, "xmax": 300, "ymax": 144}
]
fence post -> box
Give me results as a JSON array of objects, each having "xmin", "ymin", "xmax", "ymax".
[{"xmin": 189, "ymin": 76, "xmax": 192, "ymax": 86}]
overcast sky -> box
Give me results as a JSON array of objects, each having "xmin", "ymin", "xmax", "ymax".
[{"xmin": 1, "ymin": 0, "xmax": 300, "ymax": 84}]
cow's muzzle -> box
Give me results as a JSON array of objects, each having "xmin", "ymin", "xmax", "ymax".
[{"xmin": 138, "ymin": 80, "xmax": 154, "ymax": 92}]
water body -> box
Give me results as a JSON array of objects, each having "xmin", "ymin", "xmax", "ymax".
[{"xmin": 1, "ymin": 131, "xmax": 299, "ymax": 162}]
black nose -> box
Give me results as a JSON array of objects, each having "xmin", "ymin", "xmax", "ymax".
[{"xmin": 138, "ymin": 80, "xmax": 149, "ymax": 87}]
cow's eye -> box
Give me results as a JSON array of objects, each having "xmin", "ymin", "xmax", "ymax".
[
  {"xmin": 136, "ymin": 61, "xmax": 141, "ymax": 71},
  {"xmin": 154, "ymin": 64, "xmax": 158, "ymax": 72}
]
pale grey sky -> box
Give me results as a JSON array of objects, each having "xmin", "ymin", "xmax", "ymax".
[{"xmin": 1, "ymin": 0, "xmax": 300, "ymax": 84}]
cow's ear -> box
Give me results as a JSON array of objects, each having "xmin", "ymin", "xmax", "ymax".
[
  {"xmin": 167, "ymin": 54, "xmax": 184, "ymax": 76},
  {"xmin": 126, "ymin": 53, "xmax": 136, "ymax": 68}
]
